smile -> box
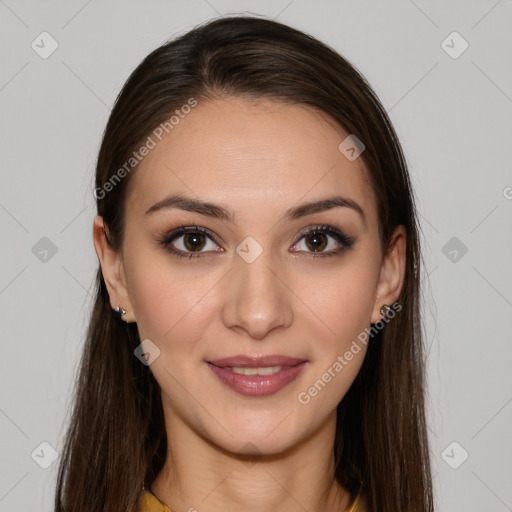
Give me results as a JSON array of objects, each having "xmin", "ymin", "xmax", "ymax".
[
  {"xmin": 230, "ymin": 366, "xmax": 282, "ymax": 376},
  {"xmin": 206, "ymin": 355, "xmax": 308, "ymax": 397}
]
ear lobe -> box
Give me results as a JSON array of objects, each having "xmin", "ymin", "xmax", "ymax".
[
  {"xmin": 371, "ymin": 225, "xmax": 406, "ymax": 324},
  {"xmin": 92, "ymin": 215, "xmax": 135, "ymax": 322}
]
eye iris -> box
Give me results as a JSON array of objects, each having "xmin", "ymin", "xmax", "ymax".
[
  {"xmin": 305, "ymin": 232, "xmax": 327, "ymax": 252},
  {"xmin": 184, "ymin": 233, "xmax": 206, "ymax": 251}
]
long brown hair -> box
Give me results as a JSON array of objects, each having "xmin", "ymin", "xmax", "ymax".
[{"xmin": 54, "ymin": 15, "xmax": 434, "ymax": 512}]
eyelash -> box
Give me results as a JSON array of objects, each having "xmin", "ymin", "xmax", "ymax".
[{"xmin": 157, "ymin": 224, "xmax": 355, "ymax": 260}]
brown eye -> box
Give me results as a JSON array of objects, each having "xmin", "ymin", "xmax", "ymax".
[
  {"xmin": 183, "ymin": 233, "xmax": 207, "ymax": 252},
  {"xmin": 304, "ymin": 232, "xmax": 328, "ymax": 252},
  {"xmin": 159, "ymin": 226, "xmax": 222, "ymax": 259},
  {"xmin": 290, "ymin": 225, "xmax": 356, "ymax": 258}
]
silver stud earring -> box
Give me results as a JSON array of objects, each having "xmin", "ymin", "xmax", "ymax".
[
  {"xmin": 114, "ymin": 306, "xmax": 127, "ymax": 321},
  {"xmin": 380, "ymin": 304, "xmax": 391, "ymax": 319}
]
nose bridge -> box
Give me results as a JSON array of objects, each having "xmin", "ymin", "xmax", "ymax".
[{"xmin": 221, "ymin": 238, "xmax": 293, "ymax": 338}]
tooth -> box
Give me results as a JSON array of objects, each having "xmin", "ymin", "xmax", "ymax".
[
  {"xmin": 257, "ymin": 366, "xmax": 281, "ymax": 375},
  {"xmin": 231, "ymin": 366, "xmax": 282, "ymax": 376},
  {"xmin": 244, "ymin": 368, "xmax": 259, "ymax": 375}
]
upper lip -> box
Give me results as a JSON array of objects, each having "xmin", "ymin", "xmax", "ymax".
[{"xmin": 207, "ymin": 355, "xmax": 308, "ymax": 368}]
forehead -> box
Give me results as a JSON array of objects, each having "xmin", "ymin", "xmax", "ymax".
[{"xmin": 127, "ymin": 97, "xmax": 377, "ymax": 227}]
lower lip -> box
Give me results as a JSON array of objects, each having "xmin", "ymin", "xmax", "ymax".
[{"xmin": 207, "ymin": 362, "xmax": 308, "ymax": 397}]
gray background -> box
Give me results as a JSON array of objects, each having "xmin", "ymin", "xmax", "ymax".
[{"xmin": 1, "ymin": 0, "xmax": 511, "ymax": 510}]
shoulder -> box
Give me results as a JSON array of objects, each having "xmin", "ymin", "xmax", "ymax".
[
  {"xmin": 347, "ymin": 491, "xmax": 368, "ymax": 512},
  {"xmin": 136, "ymin": 488, "xmax": 367, "ymax": 512},
  {"xmin": 135, "ymin": 490, "xmax": 174, "ymax": 512}
]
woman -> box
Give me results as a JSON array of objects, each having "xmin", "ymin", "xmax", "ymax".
[{"xmin": 54, "ymin": 15, "xmax": 434, "ymax": 512}]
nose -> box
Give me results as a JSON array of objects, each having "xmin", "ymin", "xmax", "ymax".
[{"xmin": 221, "ymin": 248, "xmax": 294, "ymax": 340}]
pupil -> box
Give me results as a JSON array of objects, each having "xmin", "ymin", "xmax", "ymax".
[
  {"xmin": 185, "ymin": 233, "xmax": 205, "ymax": 251},
  {"xmin": 307, "ymin": 233, "xmax": 326, "ymax": 251}
]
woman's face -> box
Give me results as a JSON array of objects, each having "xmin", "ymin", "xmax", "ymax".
[{"xmin": 96, "ymin": 97, "xmax": 405, "ymax": 455}]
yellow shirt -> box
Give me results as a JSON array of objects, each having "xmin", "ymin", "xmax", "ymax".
[{"xmin": 136, "ymin": 489, "xmax": 367, "ymax": 512}]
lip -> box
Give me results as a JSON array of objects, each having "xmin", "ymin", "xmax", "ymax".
[
  {"xmin": 206, "ymin": 355, "xmax": 308, "ymax": 397},
  {"xmin": 208, "ymin": 355, "xmax": 307, "ymax": 368}
]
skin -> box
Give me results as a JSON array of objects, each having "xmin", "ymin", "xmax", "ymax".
[{"xmin": 93, "ymin": 97, "xmax": 406, "ymax": 512}]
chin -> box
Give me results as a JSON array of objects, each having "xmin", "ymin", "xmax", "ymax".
[
  {"xmin": 214, "ymin": 433, "xmax": 300, "ymax": 460},
  {"xmin": 201, "ymin": 411, "xmax": 311, "ymax": 458}
]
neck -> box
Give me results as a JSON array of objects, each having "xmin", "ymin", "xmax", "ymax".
[{"xmin": 151, "ymin": 408, "xmax": 352, "ymax": 512}]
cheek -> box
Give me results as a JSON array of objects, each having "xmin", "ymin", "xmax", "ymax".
[
  {"xmin": 125, "ymin": 247, "xmax": 218, "ymax": 342},
  {"xmin": 298, "ymin": 261, "xmax": 378, "ymax": 350}
]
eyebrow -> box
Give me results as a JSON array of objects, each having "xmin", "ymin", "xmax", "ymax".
[{"xmin": 145, "ymin": 193, "xmax": 366, "ymax": 226}]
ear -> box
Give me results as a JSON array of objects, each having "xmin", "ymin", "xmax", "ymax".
[
  {"xmin": 371, "ymin": 224, "xmax": 407, "ymax": 324},
  {"xmin": 92, "ymin": 215, "xmax": 136, "ymax": 323}
]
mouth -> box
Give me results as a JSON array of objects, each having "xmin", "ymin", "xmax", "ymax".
[{"xmin": 206, "ymin": 355, "xmax": 309, "ymax": 397}]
